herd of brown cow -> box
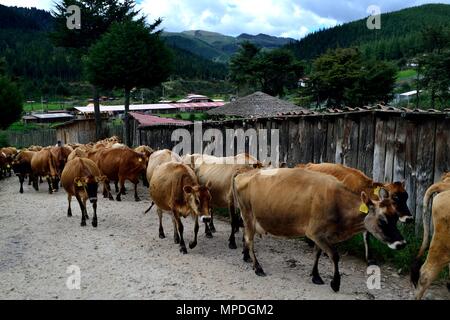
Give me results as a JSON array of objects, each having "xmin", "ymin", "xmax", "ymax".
[{"xmin": 1, "ymin": 138, "xmax": 449, "ymax": 299}]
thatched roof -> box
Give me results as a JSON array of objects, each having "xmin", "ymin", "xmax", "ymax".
[{"xmin": 207, "ymin": 91, "xmax": 310, "ymax": 118}]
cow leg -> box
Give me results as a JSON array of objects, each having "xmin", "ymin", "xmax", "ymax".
[
  {"xmin": 67, "ymin": 194, "xmax": 72, "ymax": 217},
  {"xmin": 311, "ymin": 245, "xmax": 325, "ymax": 285},
  {"xmin": 46, "ymin": 176, "xmax": 53, "ymax": 194},
  {"xmin": 189, "ymin": 217, "xmax": 199, "ymax": 249},
  {"xmin": 174, "ymin": 215, "xmax": 187, "ymax": 254},
  {"xmin": 209, "ymin": 211, "xmax": 216, "ymax": 233},
  {"xmin": 157, "ymin": 208, "xmax": 165, "ymax": 239},
  {"xmin": 28, "ymin": 174, "xmax": 32, "ymax": 185},
  {"xmin": 32, "ymin": 175, "xmax": 39, "ymax": 191},
  {"xmin": 142, "ymin": 174, "xmax": 149, "ymax": 188},
  {"xmin": 116, "ymin": 179, "xmax": 125, "ymax": 201},
  {"xmin": 91, "ymin": 200, "xmax": 98, "ymax": 228},
  {"xmin": 242, "ymin": 235, "xmax": 251, "ymax": 263},
  {"xmin": 364, "ymin": 232, "xmax": 376, "ymax": 265},
  {"xmin": 114, "ymin": 181, "xmax": 119, "ymax": 193},
  {"xmin": 18, "ymin": 174, "xmax": 24, "ymax": 193},
  {"xmin": 415, "ymin": 243, "xmax": 449, "ymax": 300},
  {"xmin": 243, "ymin": 223, "xmax": 265, "ymax": 276},
  {"xmin": 204, "ymin": 221, "xmax": 213, "ymax": 238},
  {"xmin": 39, "ymin": 176, "xmax": 43, "ymax": 183},
  {"xmin": 172, "ymin": 216, "xmax": 180, "ymax": 244},
  {"xmin": 314, "ymin": 238, "xmax": 340, "ymax": 292},
  {"xmin": 448, "ymin": 264, "xmax": 450, "ymax": 292},
  {"xmin": 83, "ymin": 197, "xmax": 89, "ymax": 220},
  {"xmin": 75, "ymin": 194, "xmax": 86, "ymax": 227},
  {"xmin": 228, "ymin": 204, "xmax": 240, "ymax": 249},
  {"xmin": 134, "ymin": 183, "xmax": 140, "ymax": 202},
  {"xmin": 105, "ymin": 181, "xmax": 114, "ymax": 201}
]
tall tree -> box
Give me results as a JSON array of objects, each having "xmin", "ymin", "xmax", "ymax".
[
  {"xmin": 0, "ymin": 76, "xmax": 23, "ymax": 130},
  {"xmin": 229, "ymin": 43, "xmax": 304, "ymax": 97},
  {"xmin": 304, "ymin": 48, "xmax": 396, "ymax": 107},
  {"xmin": 85, "ymin": 19, "xmax": 172, "ymax": 146},
  {"xmin": 51, "ymin": 0, "xmax": 141, "ymax": 139}
]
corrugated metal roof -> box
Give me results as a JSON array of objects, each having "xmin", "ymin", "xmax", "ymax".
[
  {"xmin": 129, "ymin": 112, "xmax": 192, "ymax": 127},
  {"xmin": 75, "ymin": 102, "xmax": 223, "ymax": 113}
]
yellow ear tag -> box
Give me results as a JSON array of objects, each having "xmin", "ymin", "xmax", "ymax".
[
  {"xmin": 359, "ymin": 203, "xmax": 369, "ymax": 214},
  {"xmin": 139, "ymin": 158, "xmax": 142, "ymax": 162},
  {"xmin": 76, "ymin": 181, "xmax": 84, "ymax": 187},
  {"xmin": 373, "ymin": 186, "xmax": 381, "ymax": 196}
]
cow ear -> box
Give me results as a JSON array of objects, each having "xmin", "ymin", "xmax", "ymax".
[
  {"xmin": 401, "ymin": 180, "xmax": 406, "ymax": 188},
  {"xmin": 183, "ymin": 185, "xmax": 193, "ymax": 194},
  {"xmin": 361, "ymin": 191, "xmax": 371, "ymax": 205},
  {"xmin": 205, "ymin": 181, "xmax": 212, "ymax": 189}
]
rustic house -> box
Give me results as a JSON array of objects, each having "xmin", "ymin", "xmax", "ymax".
[{"xmin": 207, "ymin": 91, "xmax": 310, "ymax": 119}]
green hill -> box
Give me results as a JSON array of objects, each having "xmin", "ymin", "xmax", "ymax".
[
  {"xmin": 162, "ymin": 29, "xmax": 295, "ymax": 62},
  {"xmin": 287, "ymin": 4, "xmax": 450, "ymax": 61}
]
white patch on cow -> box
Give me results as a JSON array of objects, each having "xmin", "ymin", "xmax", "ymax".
[
  {"xmin": 1, "ymin": 152, "xmax": 6, "ymax": 157},
  {"xmin": 399, "ymin": 216, "xmax": 413, "ymax": 223},
  {"xmin": 388, "ymin": 240, "xmax": 407, "ymax": 250}
]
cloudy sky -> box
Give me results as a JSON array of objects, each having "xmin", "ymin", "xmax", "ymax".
[{"xmin": 1, "ymin": 0, "xmax": 450, "ymax": 39}]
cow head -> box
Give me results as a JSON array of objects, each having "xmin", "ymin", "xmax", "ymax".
[
  {"xmin": 382, "ymin": 181, "xmax": 413, "ymax": 223},
  {"xmin": 183, "ymin": 181, "xmax": 212, "ymax": 223},
  {"xmin": 361, "ymin": 188, "xmax": 406, "ymax": 250},
  {"xmin": 74, "ymin": 175, "xmax": 106, "ymax": 203}
]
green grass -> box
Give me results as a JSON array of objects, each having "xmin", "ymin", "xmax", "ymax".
[
  {"xmin": 23, "ymin": 102, "xmax": 70, "ymax": 112},
  {"xmin": 7, "ymin": 121, "xmax": 41, "ymax": 131},
  {"xmin": 396, "ymin": 69, "xmax": 417, "ymax": 81}
]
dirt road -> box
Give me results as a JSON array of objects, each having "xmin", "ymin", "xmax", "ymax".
[{"xmin": 0, "ymin": 176, "xmax": 448, "ymax": 300}]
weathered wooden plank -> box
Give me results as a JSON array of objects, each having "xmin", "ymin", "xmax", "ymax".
[
  {"xmin": 433, "ymin": 118, "xmax": 450, "ymax": 183},
  {"xmin": 313, "ymin": 118, "xmax": 328, "ymax": 163},
  {"xmin": 404, "ymin": 119, "xmax": 419, "ymax": 219},
  {"xmin": 414, "ymin": 120, "xmax": 436, "ymax": 231},
  {"xmin": 325, "ymin": 117, "xmax": 336, "ymax": 163},
  {"xmin": 334, "ymin": 117, "xmax": 345, "ymax": 164},
  {"xmin": 357, "ymin": 113, "xmax": 375, "ymax": 176},
  {"xmin": 372, "ymin": 117, "xmax": 387, "ymax": 182},
  {"xmin": 383, "ymin": 117, "xmax": 397, "ymax": 183},
  {"xmin": 393, "ymin": 117, "xmax": 407, "ymax": 183},
  {"xmin": 341, "ymin": 116, "xmax": 359, "ymax": 168}
]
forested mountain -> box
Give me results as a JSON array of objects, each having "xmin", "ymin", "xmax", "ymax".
[
  {"xmin": 162, "ymin": 30, "xmax": 295, "ymax": 62},
  {"xmin": 0, "ymin": 5, "xmax": 228, "ymax": 98},
  {"xmin": 287, "ymin": 4, "xmax": 450, "ymax": 61}
]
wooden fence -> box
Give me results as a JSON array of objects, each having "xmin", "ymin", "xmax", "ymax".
[
  {"xmin": 137, "ymin": 110, "xmax": 450, "ymax": 229},
  {"xmin": 1, "ymin": 129, "xmax": 57, "ymax": 148}
]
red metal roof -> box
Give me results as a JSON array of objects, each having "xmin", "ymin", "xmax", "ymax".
[{"xmin": 129, "ymin": 112, "xmax": 192, "ymax": 127}]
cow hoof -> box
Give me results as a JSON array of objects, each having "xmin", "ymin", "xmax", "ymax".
[
  {"xmin": 174, "ymin": 238, "xmax": 180, "ymax": 244},
  {"xmin": 255, "ymin": 268, "xmax": 266, "ymax": 277},
  {"xmin": 205, "ymin": 232, "xmax": 213, "ymax": 239},
  {"xmin": 243, "ymin": 255, "xmax": 251, "ymax": 263},
  {"xmin": 229, "ymin": 242, "xmax": 237, "ymax": 250},
  {"xmin": 92, "ymin": 220, "xmax": 97, "ymax": 228},
  {"xmin": 312, "ymin": 276, "xmax": 325, "ymax": 285},
  {"xmin": 367, "ymin": 259, "xmax": 377, "ymax": 266},
  {"xmin": 19, "ymin": 189, "xmax": 23, "ymax": 194},
  {"xmin": 330, "ymin": 279, "xmax": 340, "ymax": 292},
  {"xmin": 116, "ymin": 196, "xmax": 121, "ymax": 202},
  {"xmin": 81, "ymin": 221, "xmax": 86, "ymax": 227},
  {"xmin": 109, "ymin": 196, "xmax": 114, "ymax": 201},
  {"xmin": 135, "ymin": 197, "xmax": 141, "ymax": 202},
  {"xmin": 180, "ymin": 247, "xmax": 187, "ymax": 254},
  {"xmin": 159, "ymin": 233, "xmax": 165, "ymax": 239},
  {"xmin": 189, "ymin": 241, "xmax": 197, "ymax": 249}
]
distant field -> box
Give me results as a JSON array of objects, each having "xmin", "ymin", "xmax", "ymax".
[
  {"xmin": 396, "ymin": 69, "xmax": 417, "ymax": 81},
  {"xmin": 23, "ymin": 102, "xmax": 71, "ymax": 112}
]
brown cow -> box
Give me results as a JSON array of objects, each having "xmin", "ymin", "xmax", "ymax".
[
  {"xmin": 411, "ymin": 189, "xmax": 450, "ymax": 299},
  {"xmin": 61, "ymin": 158, "xmax": 105, "ymax": 227},
  {"xmin": 11, "ymin": 150, "xmax": 36, "ymax": 193},
  {"xmin": 182, "ymin": 153, "xmax": 262, "ymax": 247},
  {"xmin": 30, "ymin": 148, "xmax": 60, "ymax": 193},
  {"xmin": 233, "ymin": 168, "xmax": 406, "ymax": 292},
  {"xmin": 1, "ymin": 147, "xmax": 17, "ymax": 177},
  {"xmin": 150, "ymin": 161, "xmax": 212, "ymax": 254},
  {"xmin": 298, "ymin": 162, "xmax": 412, "ymax": 265},
  {"xmin": 135, "ymin": 145, "xmax": 154, "ymax": 187},
  {"xmin": 50, "ymin": 145, "xmax": 73, "ymax": 178},
  {"xmin": 96, "ymin": 148, "xmax": 147, "ymax": 201}
]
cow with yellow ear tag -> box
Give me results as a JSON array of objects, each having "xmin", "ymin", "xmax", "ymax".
[{"xmin": 61, "ymin": 157, "xmax": 105, "ymax": 228}]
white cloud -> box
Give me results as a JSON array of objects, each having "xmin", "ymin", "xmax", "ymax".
[
  {"xmin": 138, "ymin": 0, "xmax": 338, "ymax": 40},
  {"xmin": 0, "ymin": 0, "xmax": 53, "ymax": 10}
]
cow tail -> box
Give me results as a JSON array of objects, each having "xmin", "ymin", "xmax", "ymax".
[
  {"xmin": 231, "ymin": 171, "xmax": 241, "ymax": 213},
  {"xmin": 411, "ymin": 183, "xmax": 438, "ymax": 286}
]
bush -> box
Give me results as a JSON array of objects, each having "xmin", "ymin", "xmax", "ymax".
[{"xmin": 0, "ymin": 132, "xmax": 9, "ymax": 147}]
